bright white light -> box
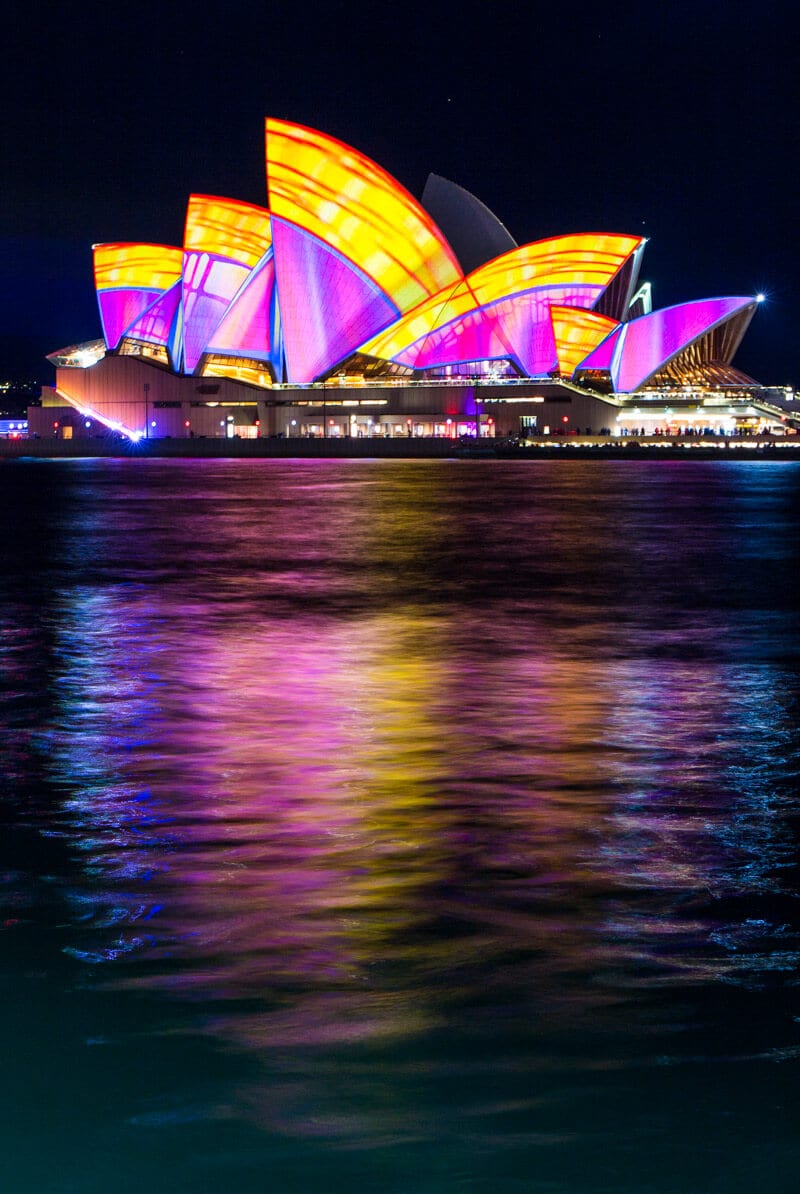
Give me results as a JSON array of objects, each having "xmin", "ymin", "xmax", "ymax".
[{"xmin": 756, "ymin": 293, "xmax": 766, "ymax": 303}]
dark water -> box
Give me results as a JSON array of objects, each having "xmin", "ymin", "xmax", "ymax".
[{"xmin": 1, "ymin": 458, "xmax": 799, "ymax": 1193}]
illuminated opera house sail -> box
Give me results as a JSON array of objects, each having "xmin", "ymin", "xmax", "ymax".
[{"xmin": 42, "ymin": 119, "xmax": 791, "ymax": 442}]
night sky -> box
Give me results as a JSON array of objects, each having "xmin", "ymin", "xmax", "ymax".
[{"xmin": 2, "ymin": 0, "xmax": 796, "ymax": 384}]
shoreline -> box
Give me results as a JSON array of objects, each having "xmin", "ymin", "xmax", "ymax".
[{"xmin": 2, "ymin": 435, "xmax": 800, "ymax": 461}]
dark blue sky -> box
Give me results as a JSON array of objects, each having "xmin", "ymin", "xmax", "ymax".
[{"xmin": 1, "ymin": 0, "xmax": 795, "ymax": 383}]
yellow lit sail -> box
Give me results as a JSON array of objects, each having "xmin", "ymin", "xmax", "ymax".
[
  {"xmin": 468, "ymin": 235, "xmax": 642, "ymax": 307},
  {"xmin": 265, "ymin": 119, "xmax": 462, "ymax": 311},
  {"xmin": 549, "ymin": 306, "xmax": 620, "ymax": 377},
  {"xmin": 359, "ymin": 279, "xmax": 473, "ymax": 360},
  {"xmin": 360, "ymin": 234, "xmax": 641, "ymax": 363},
  {"xmin": 93, "ymin": 243, "xmax": 184, "ymax": 292},
  {"xmin": 183, "ymin": 196, "xmax": 273, "ymax": 267}
]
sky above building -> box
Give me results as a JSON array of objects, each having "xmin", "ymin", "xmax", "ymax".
[{"xmin": 1, "ymin": 0, "xmax": 795, "ymax": 383}]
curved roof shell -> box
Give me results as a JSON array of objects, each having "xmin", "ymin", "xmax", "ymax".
[
  {"xmin": 265, "ymin": 119, "xmax": 462, "ymax": 311},
  {"xmin": 421, "ymin": 173, "xmax": 517, "ymax": 274},
  {"xmin": 264, "ymin": 119, "xmax": 468, "ymax": 383},
  {"xmin": 87, "ymin": 120, "xmax": 758, "ymax": 392},
  {"xmin": 550, "ymin": 307, "xmax": 620, "ymax": 378},
  {"xmin": 578, "ymin": 297, "xmax": 758, "ymax": 392},
  {"xmin": 93, "ymin": 243, "xmax": 183, "ymax": 351},
  {"xmin": 181, "ymin": 195, "xmax": 273, "ymax": 373},
  {"xmin": 360, "ymin": 234, "xmax": 642, "ymax": 375}
]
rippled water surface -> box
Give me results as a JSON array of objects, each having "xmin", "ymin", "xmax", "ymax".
[{"xmin": 2, "ymin": 458, "xmax": 799, "ymax": 1193}]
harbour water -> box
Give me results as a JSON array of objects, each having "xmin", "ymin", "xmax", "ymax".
[{"xmin": 1, "ymin": 458, "xmax": 799, "ymax": 1192}]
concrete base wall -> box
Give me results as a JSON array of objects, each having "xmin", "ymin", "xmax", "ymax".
[{"xmin": 47, "ymin": 353, "xmax": 622, "ymax": 442}]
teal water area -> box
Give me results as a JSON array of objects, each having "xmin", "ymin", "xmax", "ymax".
[{"xmin": 1, "ymin": 459, "xmax": 799, "ymax": 1192}]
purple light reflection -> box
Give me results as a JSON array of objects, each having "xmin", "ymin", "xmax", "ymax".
[{"xmin": 35, "ymin": 460, "xmax": 798, "ymax": 1148}]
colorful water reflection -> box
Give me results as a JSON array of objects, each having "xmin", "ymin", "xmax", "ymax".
[{"xmin": 1, "ymin": 459, "xmax": 799, "ymax": 1191}]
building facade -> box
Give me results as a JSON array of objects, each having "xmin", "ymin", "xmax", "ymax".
[{"xmin": 40, "ymin": 119, "xmax": 797, "ymax": 441}]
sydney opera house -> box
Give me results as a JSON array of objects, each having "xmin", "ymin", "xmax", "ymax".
[{"xmin": 39, "ymin": 119, "xmax": 796, "ymax": 442}]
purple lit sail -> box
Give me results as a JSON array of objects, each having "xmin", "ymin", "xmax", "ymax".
[
  {"xmin": 206, "ymin": 253, "xmax": 277, "ymax": 365},
  {"xmin": 181, "ymin": 254, "xmax": 251, "ymax": 374},
  {"xmin": 494, "ymin": 286, "xmax": 602, "ymax": 377},
  {"xmin": 271, "ymin": 219, "xmax": 400, "ymax": 384},
  {"xmin": 124, "ymin": 283, "xmax": 182, "ymax": 355},
  {"xmin": 578, "ymin": 297, "xmax": 758, "ymax": 392},
  {"xmin": 98, "ymin": 289, "xmax": 166, "ymax": 351},
  {"xmin": 87, "ymin": 122, "xmax": 759, "ymax": 392},
  {"xmin": 393, "ymin": 285, "xmax": 603, "ymax": 376}
]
